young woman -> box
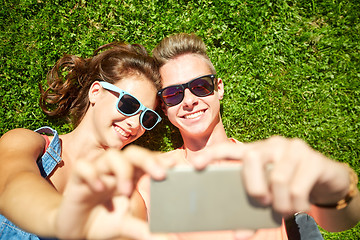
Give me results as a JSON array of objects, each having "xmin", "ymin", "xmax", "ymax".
[{"xmin": 0, "ymin": 42, "xmax": 170, "ymax": 240}]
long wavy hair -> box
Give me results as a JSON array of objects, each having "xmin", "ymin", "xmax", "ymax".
[{"xmin": 39, "ymin": 42, "xmax": 161, "ymax": 127}]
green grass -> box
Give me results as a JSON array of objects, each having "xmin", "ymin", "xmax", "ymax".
[{"xmin": 1, "ymin": 0, "xmax": 359, "ymax": 238}]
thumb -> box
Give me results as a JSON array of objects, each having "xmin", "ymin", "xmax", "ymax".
[
  {"xmin": 117, "ymin": 215, "xmax": 151, "ymax": 240},
  {"xmin": 149, "ymin": 234, "xmax": 171, "ymax": 240}
]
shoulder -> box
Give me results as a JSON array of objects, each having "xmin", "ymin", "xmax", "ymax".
[
  {"xmin": 161, "ymin": 148, "xmax": 183, "ymax": 159},
  {"xmin": 229, "ymin": 138, "xmax": 242, "ymax": 144},
  {"xmin": 0, "ymin": 128, "xmax": 46, "ymax": 158},
  {"xmin": 0, "ymin": 128, "xmax": 48, "ymax": 190},
  {"xmin": 160, "ymin": 148, "xmax": 188, "ymax": 165},
  {"xmin": 161, "ymin": 148, "xmax": 181, "ymax": 156},
  {"xmin": 0, "ymin": 128, "xmax": 45, "ymax": 145}
]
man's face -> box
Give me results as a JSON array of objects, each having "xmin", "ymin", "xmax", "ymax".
[{"xmin": 159, "ymin": 54, "xmax": 224, "ymax": 138}]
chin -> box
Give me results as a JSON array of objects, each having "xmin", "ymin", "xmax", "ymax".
[
  {"xmin": 184, "ymin": 127, "xmax": 209, "ymax": 137},
  {"xmin": 112, "ymin": 143, "xmax": 126, "ymax": 150},
  {"xmin": 183, "ymin": 121, "xmax": 210, "ymax": 133},
  {"xmin": 108, "ymin": 138, "xmax": 127, "ymax": 150}
]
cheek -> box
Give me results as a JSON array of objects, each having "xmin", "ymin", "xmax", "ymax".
[
  {"xmin": 211, "ymin": 99, "xmax": 221, "ymax": 114},
  {"xmin": 133, "ymin": 127, "xmax": 146, "ymax": 140},
  {"xmin": 165, "ymin": 107, "xmax": 177, "ymax": 119},
  {"xmin": 97, "ymin": 96, "xmax": 117, "ymax": 115},
  {"xmin": 166, "ymin": 108, "xmax": 181, "ymax": 127},
  {"xmin": 100, "ymin": 105, "xmax": 116, "ymax": 121}
]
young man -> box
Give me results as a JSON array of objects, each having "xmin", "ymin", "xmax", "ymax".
[{"xmin": 137, "ymin": 33, "xmax": 360, "ymax": 239}]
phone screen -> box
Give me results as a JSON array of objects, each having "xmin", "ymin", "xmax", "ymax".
[{"xmin": 150, "ymin": 165, "xmax": 282, "ymax": 233}]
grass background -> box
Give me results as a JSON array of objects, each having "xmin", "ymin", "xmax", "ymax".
[{"xmin": 1, "ymin": 0, "xmax": 359, "ymax": 238}]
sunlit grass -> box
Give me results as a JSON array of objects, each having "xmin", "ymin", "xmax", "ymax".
[{"xmin": 1, "ymin": 0, "xmax": 359, "ymax": 238}]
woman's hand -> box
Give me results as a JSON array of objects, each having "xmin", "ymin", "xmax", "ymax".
[{"xmin": 54, "ymin": 145, "xmax": 173, "ymax": 240}]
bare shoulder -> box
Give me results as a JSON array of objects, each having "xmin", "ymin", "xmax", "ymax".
[
  {"xmin": 0, "ymin": 128, "xmax": 46, "ymax": 162},
  {"xmin": 229, "ymin": 138, "xmax": 242, "ymax": 144},
  {"xmin": 0, "ymin": 128, "xmax": 47, "ymax": 194},
  {"xmin": 160, "ymin": 148, "xmax": 184, "ymax": 164},
  {"xmin": 161, "ymin": 148, "xmax": 181, "ymax": 157}
]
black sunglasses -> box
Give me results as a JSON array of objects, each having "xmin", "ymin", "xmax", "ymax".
[
  {"xmin": 100, "ymin": 82, "xmax": 162, "ymax": 130},
  {"xmin": 157, "ymin": 74, "xmax": 216, "ymax": 107}
]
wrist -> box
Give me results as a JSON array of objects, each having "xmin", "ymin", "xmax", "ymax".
[{"xmin": 314, "ymin": 163, "xmax": 358, "ymax": 210}]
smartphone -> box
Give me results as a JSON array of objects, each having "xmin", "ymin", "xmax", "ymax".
[{"xmin": 150, "ymin": 165, "xmax": 282, "ymax": 233}]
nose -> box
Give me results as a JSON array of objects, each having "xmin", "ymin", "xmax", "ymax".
[
  {"xmin": 182, "ymin": 88, "xmax": 198, "ymax": 108},
  {"xmin": 124, "ymin": 113, "xmax": 142, "ymax": 130}
]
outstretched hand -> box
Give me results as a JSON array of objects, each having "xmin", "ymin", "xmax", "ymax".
[
  {"xmin": 54, "ymin": 145, "xmax": 174, "ymax": 240},
  {"xmin": 193, "ymin": 136, "xmax": 352, "ymax": 217}
]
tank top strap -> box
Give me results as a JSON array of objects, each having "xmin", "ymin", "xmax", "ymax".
[{"xmin": 34, "ymin": 126, "xmax": 62, "ymax": 178}]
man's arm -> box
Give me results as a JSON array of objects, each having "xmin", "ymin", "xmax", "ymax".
[{"xmin": 191, "ymin": 136, "xmax": 360, "ymax": 232}]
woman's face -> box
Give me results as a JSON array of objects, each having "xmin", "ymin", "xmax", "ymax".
[{"xmin": 90, "ymin": 75, "xmax": 158, "ymax": 149}]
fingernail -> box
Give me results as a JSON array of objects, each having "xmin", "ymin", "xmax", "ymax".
[
  {"xmin": 148, "ymin": 234, "xmax": 168, "ymax": 240},
  {"xmin": 94, "ymin": 179, "xmax": 104, "ymax": 191},
  {"xmin": 193, "ymin": 160, "xmax": 206, "ymax": 170},
  {"xmin": 260, "ymin": 195, "xmax": 272, "ymax": 205},
  {"xmin": 235, "ymin": 230, "xmax": 256, "ymax": 240},
  {"xmin": 119, "ymin": 181, "xmax": 133, "ymax": 196},
  {"xmin": 153, "ymin": 168, "xmax": 166, "ymax": 180}
]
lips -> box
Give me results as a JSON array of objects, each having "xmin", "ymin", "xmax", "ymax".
[
  {"xmin": 183, "ymin": 110, "xmax": 205, "ymax": 119},
  {"xmin": 113, "ymin": 124, "xmax": 131, "ymax": 138}
]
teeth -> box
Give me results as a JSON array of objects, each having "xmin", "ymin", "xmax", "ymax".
[
  {"xmin": 114, "ymin": 125, "xmax": 130, "ymax": 138},
  {"xmin": 184, "ymin": 110, "xmax": 204, "ymax": 119}
]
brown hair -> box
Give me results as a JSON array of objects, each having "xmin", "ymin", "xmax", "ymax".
[
  {"xmin": 152, "ymin": 33, "xmax": 216, "ymax": 74},
  {"xmin": 40, "ymin": 42, "xmax": 160, "ymax": 127}
]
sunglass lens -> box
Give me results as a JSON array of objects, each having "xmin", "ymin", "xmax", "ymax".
[
  {"xmin": 142, "ymin": 110, "xmax": 159, "ymax": 129},
  {"xmin": 162, "ymin": 86, "xmax": 184, "ymax": 106},
  {"xmin": 118, "ymin": 94, "xmax": 140, "ymax": 115},
  {"xmin": 190, "ymin": 77, "xmax": 214, "ymax": 96}
]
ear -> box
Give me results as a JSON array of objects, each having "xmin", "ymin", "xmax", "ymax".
[
  {"xmin": 216, "ymin": 77, "xmax": 224, "ymax": 100},
  {"xmin": 89, "ymin": 81, "xmax": 102, "ymax": 104}
]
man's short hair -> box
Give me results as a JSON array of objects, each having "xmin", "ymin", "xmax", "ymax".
[{"xmin": 152, "ymin": 33, "xmax": 216, "ymax": 75}]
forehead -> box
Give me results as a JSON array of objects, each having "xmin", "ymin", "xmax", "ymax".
[
  {"xmin": 113, "ymin": 75, "xmax": 157, "ymax": 109},
  {"xmin": 159, "ymin": 54, "xmax": 212, "ymax": 87},
  {"xmin": 114, "ymin": 75, "xmax": 149, "ymax": 90}
]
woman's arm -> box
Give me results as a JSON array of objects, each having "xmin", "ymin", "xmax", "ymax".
[
  {"xmin": 0, "ymin": 128, "xmax": 61, "ymax": 236},
  {"xmin": 54, "ymin": 146, "xmax": 169, "ymax": 240}
]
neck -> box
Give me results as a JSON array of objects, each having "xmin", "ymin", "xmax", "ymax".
[
  {"xmin": 180, "ymin": 118, "xmax": 229, "ymax": 163},
  {"xmin": 60, "ymin": 121, "xmax": 107, "ymax": 163}
]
